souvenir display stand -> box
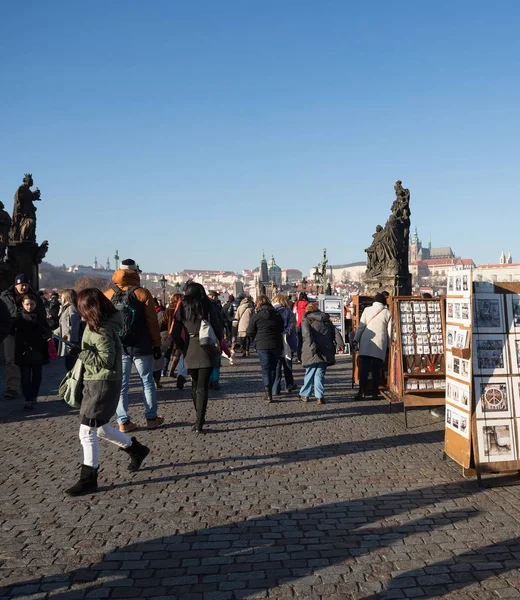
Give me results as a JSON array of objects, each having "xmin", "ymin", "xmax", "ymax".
[
  {"xmin": 382, "ymin": 296, "xmax": 446, "ymax": 427},
  {"xmin": 445, "ymin": 270, "xmax": 520, "ymax": 482},
  {"xmin": 351, "ymin": 295, "xmax": 375, "ymax": 388},
  {"xmin": 444, "ymin": 269, "xmax": 473, "ymax": 473}
]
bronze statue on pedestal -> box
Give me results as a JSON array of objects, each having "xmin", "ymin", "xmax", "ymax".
[
  {"xmin": 364, "ymin": 180, "xmax": 412, "ymax": 295},
  {"xmin": 10, "ymin": 173, "xmax": 41, "ymax": 243}
]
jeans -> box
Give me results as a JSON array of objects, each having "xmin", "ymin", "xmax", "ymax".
[
  {"xmin": 359, "ymin": 356, "xmax": 383, "ymax": 395},
  {"xmin": 296, "ymin": 327, "xmax": 303, "ymax": 361},
  {"xmin": 20, "ymin": 365, "xmax": 42, "ymax": 402},
  {"xmin": 299, "ymin": 365, "xmax": 326, "ymax": 399},
  {"xmin": 273, "ymin": 356, "xmax": 294, "ymax": 394},
  {"xmin": 117, "ymin": 353, "xmax": 158, "ymax": 425},
  {"xmin": 190, "ymin": 367, "xmax": 212, "ymax": 430},
  {"xmin": 257, "ymin": 349, "xmax": 279, "ymax": 389}
]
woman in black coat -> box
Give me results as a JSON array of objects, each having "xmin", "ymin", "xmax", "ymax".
[
  {"xmin": 173, "ymin": 281, "xmax": 223, "ymax": 433},
  {"xmin": 247, "ymin": 295, "xmax": 284, "ymax": 403},
  {"xmin": 13, "ymin": 294, "xmax": 50, "ymax": 409}
]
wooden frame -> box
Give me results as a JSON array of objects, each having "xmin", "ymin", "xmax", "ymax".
[{"xmin": 383, "ymin": 296, "xmax": 446, "ymax": 427}]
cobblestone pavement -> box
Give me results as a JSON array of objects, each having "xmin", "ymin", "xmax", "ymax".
[{"xmin": 2, "ymin": 354, "xmax": 520, "ymax": 599}]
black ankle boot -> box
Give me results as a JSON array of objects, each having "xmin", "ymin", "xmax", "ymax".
[
  {"xmin": 121, "ymin": 437, "xmax": 150, "ymax": 472},
  {"xmin": 65, "ymin": 465, "xmax": 98, "ymax": 496},
  {"xmin": 264, "ymin": 386, "xmax": 273, "ymax": 403}
]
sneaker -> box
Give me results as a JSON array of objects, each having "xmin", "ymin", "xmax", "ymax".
[
  {"xmin": 4, "ymin": 390, "xmax": 17, "ymax": 399},
  {"xmin": 146, "ymin": 416, "xmax": 165, "ymax": 429},
  {"xmin": 299, "ymin": 396, "xmax": 309, "ymax": 402},
  {"xmin": 119, "ymin": 421, "xmax": 138, "ymax": 433}
]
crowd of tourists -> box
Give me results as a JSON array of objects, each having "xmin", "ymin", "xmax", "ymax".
[{"xmin": 0, "ymin": 259, "xmax": 392, "ymax": 497}]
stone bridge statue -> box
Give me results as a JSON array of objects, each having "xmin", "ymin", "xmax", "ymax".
[
  {"xmin": 10, "ymin": 173, "xmax": 41, "ymax": 243},
  {"xmin": 364, "ymin": 180, "xmax": 412, "ymax": 295}
]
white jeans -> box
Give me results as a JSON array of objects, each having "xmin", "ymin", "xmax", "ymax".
[{"xmin": 79, "ymin": 423, "xmax": 132, "ymax": 469}]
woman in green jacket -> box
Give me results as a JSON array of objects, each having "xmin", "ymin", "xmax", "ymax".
[{"xmin": 65, "ymin": 288, "xmax": 150, "ymax": 496}]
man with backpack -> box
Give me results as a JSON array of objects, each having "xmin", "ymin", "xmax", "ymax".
[{"xmin": 105, "ymin": 259, "xmax": 164, "ymax": 432}]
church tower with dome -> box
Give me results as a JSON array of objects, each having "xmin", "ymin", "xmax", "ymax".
[{"xmin": 268, "ymin": 254, "xmax": 282, "ymax": 286}]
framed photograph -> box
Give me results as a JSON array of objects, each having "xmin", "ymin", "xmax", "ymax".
[
  {"xmin": 473, "ymin": 334, "xmax": 509, "ymax": 375},
  {"xmin": 455, "ymin": 276, "xmax": 462, "ymax": 292},
  {"xmin": 447, "ymin": 380, "xmax": 470, "ymax": 410},
  {"xmin": 447, "ymin": 302, "xmax": 454, "ymax": 320},
  {"xmin": 448, "ymin": 275, "xmax": 454, "ymax": 292},
  {"xmin": 476, "ymin": 419, "xmax": 516, "ymax": 463},
  {"xmin": 508, "ymin": 336, "xmax": 520, "ymax": 374},
  {"xmin": 455, "ymin": 330, "xmax": 468, "ymax": 349},
  {"xmin": 474, "ymin": 377, "xmax": 513, "ymax": 418},
  {"xmin": 506, "ymin": 295, "xmax": 520, "ymax": 332},
  {"xmin": 446, "ymin": 406, "xmax": 470, "ymax": 439},
  {"xmin": 474, "ymin": 294, "xmax": 505, "ymax": 333},
  {"xmin": 454, "ymin": 303, "xmax": 461, "ymax": 320}
]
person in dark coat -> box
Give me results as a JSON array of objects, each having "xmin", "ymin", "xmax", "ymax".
[
  {"xmin": 299, "ymin": 303, "xmax": 345, "ymax": 405},
  {"xmin": 173, "ymin": 281, "xmax": 223, "ymax": 433},
  {"xmin": 272, "ymin": 294, "xmax": 297, "ymax": 395},
  {"xmin": 247, "ymin": 295, "xmax": 284, "ymax": 403},
  {"xmin": 65, "ymin": 288, "xmax": 150, "ymax": 497},
  {"xmin": 221, "ymin": 295, "xmax": 236, "ymax": 343},
  {"xmin": 1, "ymin": 273, "xmax": 47, "ymax": 398},
  {"xmin": 12, "ymin": 294, "xmax": 51, "ymax": 409}
]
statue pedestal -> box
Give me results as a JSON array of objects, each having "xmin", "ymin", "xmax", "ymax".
[
  {"xmin": 365, "ymin": 273, "xmax": 412, "ymax": 297},
  {"xmin": 0, "ymin": 241, "xmax": 44, "ymax": 292}
]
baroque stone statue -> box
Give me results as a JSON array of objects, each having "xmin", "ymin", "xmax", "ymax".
[
  {"xmin": 0, "ymin": 202, "xmax": 12, "ymax": 261},
  {"xmin": 364, "ymin": 180, "xmax": 411, "ymax": 282},
  {"xmin": 10, "ymin": 173, "xmax": 41, "ymax": 243}
]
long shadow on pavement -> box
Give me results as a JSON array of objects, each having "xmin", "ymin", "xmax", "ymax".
[
  {"xmin": 108, "ymin": 429, "xmax": 445, "ymax": 489},
  {"xmin": 0, "ymin": 479, "xmax": 490, "ymax": 599}
]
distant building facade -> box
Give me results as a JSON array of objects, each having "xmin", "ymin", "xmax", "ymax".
[
  {"xmin": 282, "ymin": 269, "xmax": 303, "ymax": 284},
  {"xmin": 475, "ymin": 252, "xmax": 520, "ymax": 283}
]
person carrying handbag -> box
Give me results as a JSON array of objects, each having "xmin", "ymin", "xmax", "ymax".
[
  {"xmin": 172, "ymin": 281, "xmax": 223, "ymax": 433},
  {"xmin": 299, "ymin": 303, "xmax": 345, "ymax": 405},
  {"xmin": 352, "ymin": 293, "xmax": 392, "ymax": 400},
  {"xmin": 64, "ymin": 288, "xmax": 150, "ymax": 497}
]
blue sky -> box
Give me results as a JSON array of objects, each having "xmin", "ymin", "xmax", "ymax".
[{"xmin": 1, "ymin": 1, "xmax": 519, "ymax": 275}]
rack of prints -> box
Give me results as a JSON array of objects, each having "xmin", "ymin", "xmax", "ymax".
[
  {"xmin": 399, "ymin": 299, "xmax": 445, "ymax": 379},
  {"xmin": 444, "ymin": 269, "xmax": 473, "ymax": 470},
  {"xmin": 383, "ymin": 296, "xmax": 446, "ymax": 428},
  {"xmin": 472, "ymin": 281, "xmax": 520, "ymax": 476}
]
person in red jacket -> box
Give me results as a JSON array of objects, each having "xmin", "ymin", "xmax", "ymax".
[{"xmin": 292, "ymin": 292, "xmax": 309, "ymax": 362}]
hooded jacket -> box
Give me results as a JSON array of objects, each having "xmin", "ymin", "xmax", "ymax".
[
  {"xmin": 104, "ymin": 269, "xmax": 161, "ymax": 355},
  {"xmin": 247, "ymin": 305, "xmax": 284, "ymax": 353},
  {"xmin": 301, "ymin": 310, "xmax": 345, "ymax": 368},
  {"xmin": 78, "ymin": 311, "xmax": 124, "ymax": 422}
]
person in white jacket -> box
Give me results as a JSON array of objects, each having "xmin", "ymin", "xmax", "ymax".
[{"xmin": 353, "ymin": 293, "xmax": 392, "ymax": 399}]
